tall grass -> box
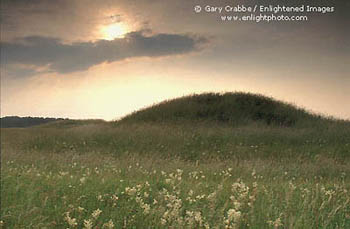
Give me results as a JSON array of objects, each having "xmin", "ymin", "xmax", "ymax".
[
  {"xmin": 1, "ymin": 92, "xmax": 350, "ymax": 228},
  {"xmin": 15, "ymin": 120, "xmax": 350, "ymax": 161},
  {"xmin": 2, "ymin": 150, "xmax": 350, "ymax": 228}
]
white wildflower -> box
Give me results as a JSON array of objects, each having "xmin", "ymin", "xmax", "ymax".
[
  {"xmin": 161, "ymin": 218, "xmax": 167, "ymax": 225},
  {"xmin": 64, "ymin": 212, "xmax": 78, "ymax": 227},
  {"xmin": 80, "ymin": 177, "xmax": 86, "ymax": 184},
  {"xmin": 125, "ymin": 187, "xmax": 137, "ymax": 196},
  {"xmin": 227, "ymin": 209, "xmax": 241, "ymax": 222},
  {"xmin": 103, "ymin": 219, "xmax": 115, "ymax": 229},
  {"xmin": 267, "ymin": 216, "xmax": 283, "ymax": 228},
  {"xmin": 92, "ymin": 208, "xmax": 102, "ymax": 219},
  {"xmin": 83, "ymin": 219, "xmax": 93, "ymax": 229},
  {"xmin": 77, "ymin": 206, "xmax": 85, "ymax": 213}
]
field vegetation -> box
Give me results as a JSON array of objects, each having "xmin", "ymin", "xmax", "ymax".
[{"xmin": 1, "ymin": 92, "xmax": 350, "ymax": 228}]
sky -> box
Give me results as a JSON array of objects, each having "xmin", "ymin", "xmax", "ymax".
[{"xmin": 1, "ymin": 0, "xmax": 349, "ymax": 121}]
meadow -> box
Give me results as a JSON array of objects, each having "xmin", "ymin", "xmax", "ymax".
[{"xmin": 1, "ymin": 93, "xmax": 350, "ymax": 228}]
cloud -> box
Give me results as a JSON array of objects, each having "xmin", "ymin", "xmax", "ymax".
[{"xmin": 1, "ymin": 31, "xmax": 209, "ymax": 75}]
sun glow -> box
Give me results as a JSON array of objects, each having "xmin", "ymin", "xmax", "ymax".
[{"xmin": 101, "ymin": 23, "xmax": 128, "ymax": 40}]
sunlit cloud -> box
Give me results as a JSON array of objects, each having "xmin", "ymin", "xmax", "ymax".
[
  {"xmin": 1, "ymin": 31, "xmax": 209, "ymax": 75},
  {"xmin": 100, "ymin": 23, "xmax": 129, "ymax": 40}
]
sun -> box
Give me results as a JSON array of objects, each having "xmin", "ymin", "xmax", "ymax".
[{"xmin": 101, "ymin": 23, "xmax": 128, "ymax": 40}]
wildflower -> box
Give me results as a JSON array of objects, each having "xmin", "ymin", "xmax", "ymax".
[
  {"xmin": 185, "ymin": 211, "xmax": 195, "ymax": 226},
  {"xmin": 143, "ymin": 204, "xmax": 151, "ymax": 214},
  {"xmin": 231, "ymin": 199, "xmax": 241, "ymax": 209},
  {"xmin": 251, "ymin": 170, "xmax": 256, "ymax": 177},
  {"xmin": 64, "ymin": 212, "xmax": 78, "ymax": 227},
  {"xmin": 267, "ymin": 216, "xmax": 283, "ymax": 228},
  {"xmin": 161, "ymin": 218, "xmax": 167, "ymax": 225},
  {"xmin": 77, "ymin": 206, "xmax": 85, "ymax": 213},
  {"xmin": 207, "ymin": 192, "xmax": 216, "ymax": 202},
  {"xmin": 111, "ymin": 194, "xmax": 119, "ymax": 201},
  {"xmin": 135, "ymin": 196, "xmax": 142, "ymax": 203},
  {"xmin": 125, "ymin": 187, "xmax": 137, "ymax": 196},
  {"xmin": 83, "ymin": 219, "xmax": 93, "ymax": 229},
  {"xmin": 92, "ymin": 208, "xmax": 102, "ymax": 219},
  {"xmin": 103, "ymin": 219, "xmax": 115, "ymax": 229},
  {"xmin": 224, "ymin": 209, "xmax": 241, "ymax": 229},
  {"xmin": 194, "ymin": 211, "xmax": 203, "ymax": 226},
  {"xmin": 59, "ymin": 171, "xmax": 69, "ymax": 176},
  {"xmin": 325, "ymin": 189, "xmax": 335, "ymax": 196},
  {"xmin": 80, "ymin": 177, "xmax": 86, "ymax": 184},
  {"xmin": 161, "ymin": 191, "xmax": 183, "ymax": 225},
  {"xmin": 227, "ymin": 209, "xmax": 241, "ymax": 222},
  {"xmin": 289, "ymin": 181, "xmax": 296, "ymax": 191}
]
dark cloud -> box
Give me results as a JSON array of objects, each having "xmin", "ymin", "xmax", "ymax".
[
  {"xmin": 0, "ymin": 65, "xmax": 41, "ymax": 80},
  {"xmin": 1, "ymin": 31, "xmax": 209, "ymax": 74}
]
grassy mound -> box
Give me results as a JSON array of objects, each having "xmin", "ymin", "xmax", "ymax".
[{"xmin": 120, "ymin": 92, "xmax": 322, "ymax": 127}]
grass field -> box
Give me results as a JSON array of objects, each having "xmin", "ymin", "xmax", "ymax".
[{"xmin": 1, "ymin": 93, "xmax": 350, "ymax": 228}]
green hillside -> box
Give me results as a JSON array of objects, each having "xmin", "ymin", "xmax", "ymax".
[{"xmin": 120, "ymin": 92, "xmax": 331, "ymax": 127}]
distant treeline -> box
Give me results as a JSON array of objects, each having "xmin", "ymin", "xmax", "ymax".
[{"xmin": 0, "ymin": 116, "xmax": 67, "ymax": 128}]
